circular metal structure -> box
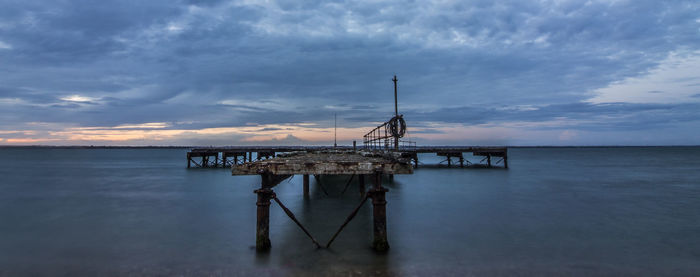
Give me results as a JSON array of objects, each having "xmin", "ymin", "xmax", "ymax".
[{"xmin": 389, "ymin": 116, "xmax": 406, "ymax": 138}]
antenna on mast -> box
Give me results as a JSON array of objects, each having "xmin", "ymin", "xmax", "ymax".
[{"xmin": 334, "ymin": 113, "xmax": 337, "ymax": 148}]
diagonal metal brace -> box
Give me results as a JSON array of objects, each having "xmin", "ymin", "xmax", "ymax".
[
  {"xmin": 325, "ymin": 194, "xmax": 370, "ymax": 248},
  {"xmin": 340, "ymin": 174, "xmax": 356, "ymax": 195},
  {"xmin": 271, "ymin": 194, "xmax": 322, "ymax": 248},
  {"xmin": 314, "ymin": 175, "xmax": 330, "ymax": 196}
]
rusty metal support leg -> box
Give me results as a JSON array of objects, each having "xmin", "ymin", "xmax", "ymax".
[
  {"xmin": 487, "ymin": 155, "xmax": 492, "ymax": 168},
  {"xmin": 187, "ymin": 153, "xmax": 191, "ymax": 168},
  {"xmin": 504, "ymin": 155, "xmax": 508, "ymax": 169},
  {"xmin": 303, "ymin": 174, "xmax": 309, "ymax": 197},
  {"xmin": 447, "ymin": 156, "xmax": 451, "ymax": 167},
  {"xmin": 254, "ymin": 173, "xmax": 292, "ymax": 252},
  {"xmin": 254, "ymin": 187, "xmax": 274, "ymax": 251},
  {"xmin": 459, "ymin": 154, "xmax": 464, "ymax": 168},
  {"xmin": 369, "ymin": 171, "xmax": 389, "ymax": 252}
]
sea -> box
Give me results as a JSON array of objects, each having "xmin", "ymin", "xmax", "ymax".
[{"xmin": 0, "ymin": 147, "xmax": 699, "ymax": 276}]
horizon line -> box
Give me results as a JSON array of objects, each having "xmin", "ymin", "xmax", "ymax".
[{"xmin": 1, "ymin": 145, "xmax": 699, "ymax": 148}]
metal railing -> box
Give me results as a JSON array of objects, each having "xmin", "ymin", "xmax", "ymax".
[
  {"xmin": 362, "ymin": 115, "xmax": 413, "ymax": 151},
  {"xmin": 363, "ymin": 120, "xmax": 393, "ymax": 150}
]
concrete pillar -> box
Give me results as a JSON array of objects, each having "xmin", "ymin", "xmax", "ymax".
[
  {"xmin": 303, "ymin": 174, "xmax": 309, "ymax": 197},
  {"xmin": 254, "ymin": 187, "xmax": 273, "ymax": 251},
  {"xmin": 369, "ymin": 172, "xmax": 389, "ymax": 251}
]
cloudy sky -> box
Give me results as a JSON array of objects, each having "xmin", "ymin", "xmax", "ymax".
[{"xmin": 1, "ymin": 0, "xmax": 699, "ymax": 146}]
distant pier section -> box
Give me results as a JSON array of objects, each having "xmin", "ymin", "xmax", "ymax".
[{"xmin": 186, "ymin": 146, "xmax": 508, "ymax": 169}]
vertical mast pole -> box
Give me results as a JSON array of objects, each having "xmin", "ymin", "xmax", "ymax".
[
  {"xmin": 392, "ymin": 75, "xmax": 399, "ymax": 150},
  {"xmin": 392, "ymin": 75, "xmax": 398, "ymax": 117}
]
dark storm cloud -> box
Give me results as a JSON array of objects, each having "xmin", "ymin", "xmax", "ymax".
[
  {"xmin": 0, "ymin": 1, "xmax": 185, "ymax": 64},
  {"xmin": 0, "ymin": 0, "xmax": 699, "ymax": 143}
]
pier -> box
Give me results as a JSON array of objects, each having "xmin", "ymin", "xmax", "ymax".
[
  {"xmin": 189, "ymin": 76, "xmax": 509, "ymax": 252},
  {"xmin": 186, "ymin": 146, "xmax": 508, "ymax": 169},
  {"xmin": 231, "ymin": 150, "xmax": 413, "ymax": 251}
]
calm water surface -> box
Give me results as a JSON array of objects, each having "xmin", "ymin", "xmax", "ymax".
[{"xmin": 1, "ymin": 147, "xmax": 699, "ymax": 276}]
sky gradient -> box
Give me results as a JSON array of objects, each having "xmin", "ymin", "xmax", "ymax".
[{"xmin": 1, "ymin": 0, "xmax": 699, "ymax": 146}]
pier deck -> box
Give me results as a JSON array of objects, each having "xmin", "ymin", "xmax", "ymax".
[
  {"xmin": 231, "ymin": 150, "xmax": 414, "ymax": 176},
  {"xmin": 188, "ymin": 146, "xmax": 508, "ymax": 169}
]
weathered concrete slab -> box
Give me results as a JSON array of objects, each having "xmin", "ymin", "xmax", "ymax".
[{"xmin": 231, "ymin": 150, "xmax": 414, "ymax": 175}]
